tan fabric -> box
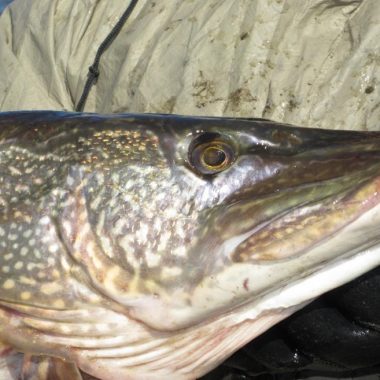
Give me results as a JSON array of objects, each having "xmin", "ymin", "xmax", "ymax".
[{"xmin": 0, "ymin": 0, "xmax": 379, "ymax": 130}]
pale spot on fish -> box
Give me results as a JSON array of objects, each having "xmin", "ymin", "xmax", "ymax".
[
  {"xmin": 27, "ymin": 263, "xmax": 36, "ymax": 271},
  {"xmin": 60, "ymin": 257, "xmax": 71, "ymax": 272},
  {"xmin": 162, "ymin": 266, "xmax": 183, "ymax": 278},
  {"xmin": 104, "ymin": 266, "xmax": 122, "ymax": 293},
  {"xmin": 79, "ymin": 212, "xmax": 88, "ymax": 223},
  {"xmin": 53, "ymin": 299, "xmax": 65, "ymax": 308},
  {"xmin": 66, "ymin": 175, "xmax": 75, "ymax": 186},
  {"xmin": 136, "ymin": 223, "xmax": 148, "ymax": 244},
  {"xmin": 3, "ymin": 279, "xmax": 15, "ymax": 289},
  {"xmin": 14, "ymin": 261, "xmax": 23, "ymax": 270},
  {"xmin": 47, "ymin": 258, "xmax": 56, "ymax": 266},
  {"xmin": 62, "ymin": 220, "xmax": 72, "ymax": 236},
  {"xmin": 172, "ymin": 246, "xmax": 187, "ymax": 257},
  {"xmin": 21, "ymin": 292, "xmax": 32, "ymax": 300},
  {"xmin": 48, "ymin": 244, "xmax": 59, "ymax": 253},
  {"xmin": 81, "ymin": 223, "xmax": 91, "ymax": 235},
  {"xmin": 40, "ymin": 216, "xmax": 50, "ymax": 225},
  {"xmin": 20, "ymin": 276, "xmax": 36, "ymax": 285},
  {"xmin": 145, "ymin": 250, "xmax": 161, "ymax": 268},
  {"xmin": 41, "ymin": 282, "xmax": 62, "ymax": 295},
  {"xmin": 157, "ymin": 231, "xmax": 171, "ymax": 251},
  {"xmin": 164, "ymin": 208, "xmax": 177, "ymax": 219},
  {"xmin": 88, "ymin": 293, "xmax": 102, "ymax": 303},
  {"xmin": 22, "ymin": 230, "xmax": 33, "ymax": 238},
  {"xmin": 9, "ymin": 166, "xmax": 22, "ymax": 176}
]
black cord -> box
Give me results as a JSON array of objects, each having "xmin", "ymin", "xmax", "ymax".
[{"xmin": 75, "ymin": 0, "xmax": 139, "ymax": 112}]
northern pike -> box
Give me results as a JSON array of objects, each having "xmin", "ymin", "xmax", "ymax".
[{"xmin": 0, "ymin": 111, "xmax": 380, "ymax": 379}]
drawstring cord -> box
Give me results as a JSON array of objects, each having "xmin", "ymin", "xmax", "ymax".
[{"xmin": 75, "ymin": 0, "xmax": 139, "ymax": 112}]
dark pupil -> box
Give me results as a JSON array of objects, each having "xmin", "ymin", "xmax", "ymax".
[{"xmin": 203, "ymin": 146, "xmax": 227, "ymax": 167}]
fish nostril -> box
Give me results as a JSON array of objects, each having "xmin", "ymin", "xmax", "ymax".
[{"xmin": 271, "ymin": 129, "xmax": 303, "ymax": 148}]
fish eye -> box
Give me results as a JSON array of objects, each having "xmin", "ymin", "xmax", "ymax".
[{"xmin": 189, "ymin": 133, "xmax": 235, "ymax": 175}]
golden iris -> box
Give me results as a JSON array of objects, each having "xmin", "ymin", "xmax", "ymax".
[
  {"xmin": 201, "ymin": 145, "xmax": 228, "ymax": 169},
  {"xmin": 189, "ymin": 135, "xmax": 235, "ymax": 175}
]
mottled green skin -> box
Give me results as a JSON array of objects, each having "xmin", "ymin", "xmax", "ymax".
[{"xmin": 0, "ymin": 112, "xmax": 380, "ymax": 379}]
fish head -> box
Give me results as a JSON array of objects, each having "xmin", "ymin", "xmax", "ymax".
[
  {"xmin": 57, "ymin": 114, "xmax": 380, "ymax": 331},
  {"xmin": 1, "ymin": 112, "xmax": 380, "ymax": 378}
]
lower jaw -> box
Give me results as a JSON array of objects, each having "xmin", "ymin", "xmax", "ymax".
[{"xmin": 234, "ymin": 200, "xmax": 380, "ymax": 325}]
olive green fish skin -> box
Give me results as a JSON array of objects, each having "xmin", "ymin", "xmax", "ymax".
[{"xmin": 0, "ymin": 111, "xmax": 380, "ymax": 379}]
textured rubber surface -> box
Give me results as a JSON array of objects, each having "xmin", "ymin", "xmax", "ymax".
[{"xmin": 203, "ymin": 266, "xmax": 380, "ymax": 379}]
